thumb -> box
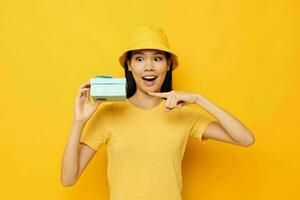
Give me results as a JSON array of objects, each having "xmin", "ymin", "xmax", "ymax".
[
  {"xmin": 176, "ymin": 101, "xmax": 185, "ymax": 108},
  {"xmin": 92, "ymin": 100, "xmax": 103, "ymax": 109}
]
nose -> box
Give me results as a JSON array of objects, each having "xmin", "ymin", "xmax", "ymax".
[{"xmin": 144, "ymin": 59, "xmax": 154, "ymax": 71}]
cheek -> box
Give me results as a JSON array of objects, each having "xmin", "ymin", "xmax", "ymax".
[
  {"xmin": 130, "ymin": 69, "xmax": 143, "ymax": 81},
  {"xmin": 130, "ymin": 62, "xmax": 143, "ymax": 73},
  {"xmin": 157, "ymin": 65, "xmax": 169, "ymax": 76},
  {"xmin": 157, "ymin": 61, "xmax": 169, "ymax": 71}
]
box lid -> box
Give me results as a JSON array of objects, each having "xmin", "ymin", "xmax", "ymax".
[{"xmin": 90, "ymin": 77, "xmax": 126, "ymax": 84}]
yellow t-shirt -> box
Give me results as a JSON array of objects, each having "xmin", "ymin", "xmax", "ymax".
[{"xmin": 80, "ymin": 99, "xmax": 216, "ymax": 200}]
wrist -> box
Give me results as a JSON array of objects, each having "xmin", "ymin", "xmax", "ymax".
[{"xmin": 72, "ymin": 119, "xmax": 87, "ymax": 126}]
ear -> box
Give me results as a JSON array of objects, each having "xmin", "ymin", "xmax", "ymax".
[
  {"xmin": 127, "ymin": 60, "xmax": 131, "ymax": 71},
  {"xmin": 167, "ymin": 58, "xmax": 171, "ymax": 71}
]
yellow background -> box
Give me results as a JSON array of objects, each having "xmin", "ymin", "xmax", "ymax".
[{"xmin": 1, "ymin": 0, "xmax": 299, "ymax": 199}]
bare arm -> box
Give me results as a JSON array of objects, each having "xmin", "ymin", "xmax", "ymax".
[
  {"xmin": 195, "ymin": 94, "xmax": 255, "ymax": 147},
  {"xmin": 147, "ymin": 90, "xmax": 255, "ymax": 147},
  {"xmin": 202, "ymin": 121, "xmax": 246, "ymax": 146},
  {"xmin": 60, "ymin": 80, "xmax": 103, "ymax": 186},
  {"xmin": 60, "ymin": 120, "xmax": 97, "ymax": 186}
]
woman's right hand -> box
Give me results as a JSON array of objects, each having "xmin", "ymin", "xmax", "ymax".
[{"xmin": 73, "ymin": 80, "xmax": 105, "ymax": 124}]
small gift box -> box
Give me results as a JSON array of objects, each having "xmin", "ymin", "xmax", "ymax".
[{"xmin": 90, "ymin": 75, "xmax": 127, "ymax": 101}]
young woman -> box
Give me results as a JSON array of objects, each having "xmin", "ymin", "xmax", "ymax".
[{"xmin": 61, "ymin": 26, "xmax": 255, "ymax": 200}]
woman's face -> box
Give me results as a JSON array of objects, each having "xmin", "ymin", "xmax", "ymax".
[{"xmin": 127, "ymin": 49, "xmax": 171, "ymax": 93}]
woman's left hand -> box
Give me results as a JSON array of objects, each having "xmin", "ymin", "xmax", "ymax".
[{"xmin": 147, "ymin": 91, "xmax": 199, "ymax": 111}]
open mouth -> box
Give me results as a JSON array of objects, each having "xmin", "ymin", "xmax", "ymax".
[
  {"xmin": 141, "ymin": 75, "xmax": 158, "ymax": 86},
  {"xmin": 142, "ymin": 75, "xmax": 158, "ymax": 81}
]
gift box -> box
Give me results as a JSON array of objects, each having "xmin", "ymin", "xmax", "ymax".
[{"xmin": 90, "ymin": 75, "xmax": 127, "ymax": 101}]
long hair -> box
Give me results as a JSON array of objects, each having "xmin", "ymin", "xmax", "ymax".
[{"xmin": 124, "ymin": 50, "xmax": 173, "ymax": 98}]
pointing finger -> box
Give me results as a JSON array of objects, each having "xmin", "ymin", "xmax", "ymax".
[{"xmin": 148, "ymin": 91, "xmax": 169, "ymax": 98}]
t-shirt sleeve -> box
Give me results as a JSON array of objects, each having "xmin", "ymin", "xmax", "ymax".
[
  {"xmin": 189, "ymin": 109, "xmax": 217, "ymax": 144},
  {"xmin": 79, "ymin": 104, "xmax": 110, "ymax": 152}
]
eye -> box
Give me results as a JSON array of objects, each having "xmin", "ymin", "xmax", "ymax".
[
  {"xmin": 154, "ymin": 56, "xmax": 163, "ymax": 62},
  {"xmin": 135, "ymin": 56, "xmax": 144, "ymax": 62}
]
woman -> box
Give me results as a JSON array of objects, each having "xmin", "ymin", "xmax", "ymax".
[{"xmin": 61, "ymin": 26, "xmax": 255, "ymax": 200}]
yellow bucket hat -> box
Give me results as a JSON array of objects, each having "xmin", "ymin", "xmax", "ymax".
[{"xmin": 119, "ymin": 25, "xmax": 179, "ymax": 71}]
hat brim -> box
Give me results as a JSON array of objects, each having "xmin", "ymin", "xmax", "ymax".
[{"xmin": 119, "ymin": 40, "xmax": 178, "ymax": 71}]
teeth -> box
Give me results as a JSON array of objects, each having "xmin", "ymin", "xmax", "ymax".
[
  {"xmin": 142, "ymin": 75, "xmax": 157, "ymax": 81},
  {"xmin": 143, "ymin": 76, "xmax": 156, "ymax": 79}
]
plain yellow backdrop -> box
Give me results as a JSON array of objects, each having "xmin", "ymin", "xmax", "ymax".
[{"xmin": 1, "ymin": 0, "xmax": 299, "ymax": 199}]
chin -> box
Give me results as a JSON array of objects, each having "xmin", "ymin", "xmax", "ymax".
[
  {"xmin": 141, "ymin": 86, "xmax": 161, "ymax": 93},
  {"xmin": 143, "ymin": 88, "xmax": 156, "ymax": 93},
  {"xmin": 136, "ymin": 80, "xmax": 163, "ymax": 93}
]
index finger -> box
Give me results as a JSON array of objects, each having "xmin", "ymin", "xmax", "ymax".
[
  {"xmin": 147, "ymin": 91, "xmax": 170, "ymax": 98},
  {"xmin": 80, "ymin": 80, "xmax": 91, "ymax": 89}
]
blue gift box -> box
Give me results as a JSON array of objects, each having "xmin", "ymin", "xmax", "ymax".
[{"xmin": 90, "ymin": 75, "xmax": 127, "ymax": 101}]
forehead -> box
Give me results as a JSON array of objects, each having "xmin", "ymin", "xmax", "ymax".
[{"xmin": 132, "ymin": 49, "xmax": 166, "ymax": 56}]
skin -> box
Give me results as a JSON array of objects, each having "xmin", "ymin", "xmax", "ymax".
[
  {"xmin": 126, "ymin": 49, "xmax": 171, "ymax": 110},
  {"xmin": 61, "ymin": 49, "xmax": 255, "ymax": 187}
]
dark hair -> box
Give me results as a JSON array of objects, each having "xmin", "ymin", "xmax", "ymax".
[{"xmin": 124, "ymin": 50, "xmax": 173, "ymax": 98}]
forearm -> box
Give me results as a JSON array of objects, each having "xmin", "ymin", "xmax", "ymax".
[
  {"xmin": 194, "ymin": 94, "xmax": 255, "ymax": 146},
  {"xmin": 61, "ymin": 120, "xmax": 86, "ymax": 185}
]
